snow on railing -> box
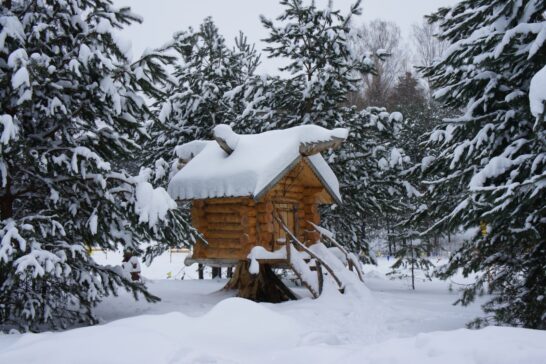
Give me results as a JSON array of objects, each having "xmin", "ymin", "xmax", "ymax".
[
  {"xmin": 246, "ymin": 209, "xmax": 366, "ymax": 299},
  {"xmin": 273, "ymin": 210, "xmax": 345, "ymax": 294},
  {"xmin": 308, "ymin": 222, "xmax": 364, "ymax": 282}
]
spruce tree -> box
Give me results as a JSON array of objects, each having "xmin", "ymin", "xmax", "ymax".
[
  {"xmin": 420, "ymin": 0, "xmax": 546, "ymax": 328},
  {"xmin": 235, "ymin": 0, "xmax": 414, "ymax": 260},
  {"xmin": 388, "ymin": 72, "xmax": 453, "ymax": 256},
  {"xmin": 388, "ymin": 237, "xmax": 433, "ymax": 290},
  {"xmin": 149, "ymin": 17, "xmax": 260, "ymax": 163},
  {"xmin": 143, "ymin": 18, "xmax": 259, "ymax": 261},
  {"xmin": 324, "ymin": 107, "xmax": 414, "ymax": 259},
  {"xmin": 258, "ymin": 0, "xmax": 372, "ymax": 128},
  {"xmin": 0, "ymin": 0, "xmax": 195, "ymax": 332}
]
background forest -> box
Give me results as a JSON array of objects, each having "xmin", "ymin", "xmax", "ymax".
[{"xmin": 1, "ymin": 0, "xmax": 545, "ymax": 333}]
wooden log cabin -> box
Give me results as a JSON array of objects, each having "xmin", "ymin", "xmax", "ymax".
[{"xmin": 167, "ymin": 124, "xmax": 347, "ymax": 269}]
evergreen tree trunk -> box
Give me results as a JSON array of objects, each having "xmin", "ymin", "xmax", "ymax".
[
  {"xmin": 0, "ymin": 176, "xmax": 13, "ymax": 220},
  {"xmin": 198, "ymin": 264, "xmax": 204, "ymax": 280},
  {"xmin": 387, "ymin": 217, "xmax": 393, "ymax": 255},
  {"xmin": 409, "ymin": 239, "xmax": 415, "ymax": 290},
  {"xmin": 0, "ymin": 195, "xmax": 13, "ymax": 220}
]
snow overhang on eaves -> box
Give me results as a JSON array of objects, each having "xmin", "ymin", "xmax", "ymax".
[{"xmin": 305, "ymin": 157, "xmax": 343, "ymax": 205}]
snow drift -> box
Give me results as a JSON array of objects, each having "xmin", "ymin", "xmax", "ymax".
[{"xmin": 1, "ymin": 297, "xmax": 545, "ymax": 364}]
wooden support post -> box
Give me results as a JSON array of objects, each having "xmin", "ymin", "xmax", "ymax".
[
  {"xmin": 212, "ymin": 267, "xmax": 221, "ymax": 279},
  {"xmin": 223, "ymin": 261, "xmax": 296, "ymax": 303},
  {"xmin": 316, "ymin": 260, "xmax": 324, "ymax": 295}
]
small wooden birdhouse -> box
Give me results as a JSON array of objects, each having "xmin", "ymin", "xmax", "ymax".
[{"xmin": 167, "ymin": 124, "xmax": 352, "ymax": 301}]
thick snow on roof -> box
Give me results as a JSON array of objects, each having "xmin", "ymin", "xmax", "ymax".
[{"xmin": 168, "ymin": 125, "xmax": 346, "ymax": 203}]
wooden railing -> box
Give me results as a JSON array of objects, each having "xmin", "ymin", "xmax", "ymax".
[
  {"xmin": 273, "ymin": 210, "xmax": 345, "ymax": 297},
  {"xmin": 307, "ymin": 222, "xmax": 364, "ymax": 283}
]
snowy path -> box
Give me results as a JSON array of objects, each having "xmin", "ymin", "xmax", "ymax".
[{"xmin": 1, "ymin": 255, "xmax": 545, "ymax": 364}]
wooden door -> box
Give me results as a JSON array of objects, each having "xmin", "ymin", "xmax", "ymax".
[{"xmin": 273, "ymin": 202, "xmax": 298, "ymax": 249}]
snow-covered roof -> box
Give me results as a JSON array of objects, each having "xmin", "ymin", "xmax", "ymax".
[{"xmin": 167, "ymin": 124, "xmax": 347, "ymax": 204}]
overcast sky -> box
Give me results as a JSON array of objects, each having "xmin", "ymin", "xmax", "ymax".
[{"xmin": 114, "ymin": 0, "xmax": 459, "ymax": 74}]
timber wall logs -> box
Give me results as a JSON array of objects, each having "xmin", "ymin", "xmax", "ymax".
[
  {"xmin": 191, "ymin": 198, "xmax": 253, "ymax": 260},
  {"xmin": 189, "ymin": 162, "xmax": 326, "ymax": 261}
]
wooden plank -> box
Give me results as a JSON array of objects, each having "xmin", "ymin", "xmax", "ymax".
[
  {"xmin": 281, "ymin": 190, "xmax": 304, "ymax": 198},
  {"xmin": 206, "ymin": 248, "xmax": 246, "ymax": 260},
  {"xmin": 304, "ymin": 203, "xmax": 319, "ymax": 214},
  {"xmin": 193, "ymin": 200, "xmax": 205, "ymax": 209},
  {"xmin": 247, "ymin": 227, "xmax": 257, "ymax": 235},
  {"xmin": 204, "ymin": 237, "xmax": 241, "ymax": 245},
  {"xmin": 281, "ymin": 177, "xmax": 303, "ymax": 185},
  {"xmin": 240, "ymin": 234, "xmax": 250, "ymax": 245},
  {"xmin": 256, "ymin": 258, "xmax": 290, "ymax": 268},
  {"xmin": 305, "ymin": 213, "xmax": 320, "ymax": 225},
  {"xmin": 303, "ymin": 196, "xmax": 317, "ymax": 204},
  {"xmin": 192, "ymin": 206, "xmax": 205, "ymax": 214},
  {"xmin": 277, "ymin": 184, "xmax": 304, "ymax": 193},
  {"xmin": 259, "ymin": 232, "xmax": 274, "ymax": 244},
  {"xmin": 285, "ymin": 193, "xmax": 303, "ymax": 201},
  {"xmin": 304, "ymin": 230, "xmax": 320, "ymax": 243},
  {"xmin": 192, "ymin": 241, "xmax": 207, "ymax": 256},
  {"xmin": 260, "ymin": 222, "xmax": 274, "ymax": 233},
  {"xmin": 271, "ymin": 197, "xmax": 301, "ymax": 205},
  {"xmin": 192, "ymin": 213, "xmax": 206, "ymax": 225},
  {"xmin": 246, "ymin": 233, "xmax": 257, "ymax": 246},
  {"xmin": 207, "ymin": 226, "xmax": 256, "ymax": 239},
  {"xmin": 207, "ymin": 197, "xmax": 250, "ymax": 204},
  {"xmin": 207, "ymin": 213, "xmax": 245, "ymax": 224},
  {"xmin": 303, "ymin": 186, "xmax": 324, "ymax": 195},
  {"xmin": 242, "ymin": 216, "xmax": 256, "ymax": 228},
  {"xmin": 281, "ymin": 177, "xmax": 298, "ymax": 185},
  {"xmin": 192, "ymin": 218, "xmax": 207, "ymax": 233},
  {"xmin": 257, "ymin": 214, "xmax": 273, "ymax": 223},
  {"xmin": 205, "ymin": 231, "xmax": 244, "ymax": 239},
  {"xmin": 207, "ymin": 223, "xmax": 245, "ymax": 232},
  {"xmin": 256, "ymin": 201, "xmax": 274, "ymax": 213},
  {"xmin": 204, "ymin": 204, "xmax": 246, "ymax": 214},
  {"xmin": 205, "ymin": 234, "xmax": 250, "ymax": 245}
]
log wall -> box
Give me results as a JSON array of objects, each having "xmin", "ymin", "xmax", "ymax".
[{"xmin": 190, "ymin": 160, "xmax": 327, "ymax": 262}]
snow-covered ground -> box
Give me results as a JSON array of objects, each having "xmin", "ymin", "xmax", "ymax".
[{"xmin": 1, "ymin": 252, "xmax": 545, "ymax": 364}]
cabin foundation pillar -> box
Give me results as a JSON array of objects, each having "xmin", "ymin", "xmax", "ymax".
[{"xmin": 223, "ymin": 261, "xmax": 296, "ymax": 303}]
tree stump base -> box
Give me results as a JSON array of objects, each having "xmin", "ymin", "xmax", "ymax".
[{"xmin": 223, "ymin": 261, "xmax": 297, "ymax": 303}]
